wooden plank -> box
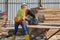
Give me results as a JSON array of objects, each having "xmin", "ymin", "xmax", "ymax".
[
  {"xmin": 1, "ymin": 23, "xmax": 60, "ymax": 29},
  {"xmin": 45, "ymin": 29, "xmax": 60, "ymax": 38},
  {"xmin": 1, "ymin": 25, "xmax": 60, "ymax": 30},
  {"xmin": 38, "ymin": 8, "xmax": 60, "ymax": 12},
  {"xmin": 45, "ymin": 18, "xmax": 60, "ymax": 21},
  {"xmin": 38, "ymin": 23, "xmax": 60, "ymax": 26},
  {"xmin": 44, "ymin": 21, "xmax": 60, "ymax": 23},
  {"xmin": 45, "ymin": 16, "xmax": 60, "ymax": 19},
  {"xmin": 49, "ymin": 35, "xmax": 60, "ymax": 40},
  {"xmin": 56, "ymin": 31, "xmax": 60, "ymax": 35},
  {"xmin": 45, "ymin": 19, "xmax": 60, "ymax": 21}
]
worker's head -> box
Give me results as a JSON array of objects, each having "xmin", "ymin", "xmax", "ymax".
[{"xmin": 21, "ymin": 3, "xmax": 27, "ymax": 9}]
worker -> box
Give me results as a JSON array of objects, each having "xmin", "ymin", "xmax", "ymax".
[{"xmin": 12, "ymin": 3, "xmax": 36, "ymax": 40}]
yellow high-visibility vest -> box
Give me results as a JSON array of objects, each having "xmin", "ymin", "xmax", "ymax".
[{"xmin": 14, "ymin": 8, "xmax": 26, "ymax": 22}]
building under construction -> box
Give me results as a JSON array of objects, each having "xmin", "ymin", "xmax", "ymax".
[{"xmin": 0, "ymin": 0, "xmax": 60, "ymax": 40}]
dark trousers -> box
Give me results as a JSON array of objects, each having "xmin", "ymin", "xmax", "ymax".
[{"xmin": 13, "ymin": 22, "xmax": 28, "ymax": 35}]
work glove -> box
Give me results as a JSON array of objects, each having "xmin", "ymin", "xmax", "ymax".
[{"xmin": 28, "ymin": 18, "xmax": 38, "ymax": 25}]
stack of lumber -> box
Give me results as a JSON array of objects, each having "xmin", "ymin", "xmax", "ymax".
[
  {"xmin": 31, "ymin": 7, "xmax": 60, "ymax": 23},
  {"xmin": 0, "ymin": 15, "xmax": 10, "ymax": 35},
  {"xmin": 29, "ymin": 8, "xmax": 60, "ymax": 40},
  {"xmin": 38, "ymin": 8, "xmax": 60, "ymax": 23}
]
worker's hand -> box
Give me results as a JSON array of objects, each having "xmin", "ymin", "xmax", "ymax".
[{"xmin": 21, "ymin": 18, "xmax": 26, "ymax": 23}]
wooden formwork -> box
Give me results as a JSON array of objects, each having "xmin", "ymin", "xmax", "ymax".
[
  {"xmin": 31, "ymin": 7, "xmax": 60, "ymax": 23},
  {"xmin": 0, "ymin": 14, "xmax": 10, "ymax": 36},
  {"xmin": 38, "ymin": 8, "xmax": 60, "ymax": 23}
]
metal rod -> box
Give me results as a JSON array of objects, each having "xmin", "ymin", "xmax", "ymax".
[{"xmin": 1, "ymin": 2, "xmax": 60, "ymax": 4}]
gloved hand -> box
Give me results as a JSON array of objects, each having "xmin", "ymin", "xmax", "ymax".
[
  {"xmin": 21, "ymin": 19, "xmax": 25, "ymax": 23},
  {"xmin": 28, "ymin": 18, "xmax": 38, "ymax": 25},
  {"xmin": 33, "ymin": 18, "xmax": 38, "ymax": 25}
]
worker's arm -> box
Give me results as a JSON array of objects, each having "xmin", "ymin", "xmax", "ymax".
[{"xmin": 28, "ymin": 10, "xmax": 35, "ymax": 19}]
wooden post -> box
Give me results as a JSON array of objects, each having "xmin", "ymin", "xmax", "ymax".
[
  {"xmin": 39, "ymin": 0, "xmax": 42, "ymax": 7},
  {"xmin": 6, "ymin": 0, "xmax": 8, "ymax": 16}
]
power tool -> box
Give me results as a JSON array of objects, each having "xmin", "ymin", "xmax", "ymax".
[{"xmin": 26, "ymin": 16, "xmax": 38, "ymax": 25}]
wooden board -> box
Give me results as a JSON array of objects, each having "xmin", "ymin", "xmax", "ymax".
[
  {"xmin": 37, "ymin": 8, "xmax": 60, "ymax": 23},
  {"xmin": 1, "ymin": 25, "xmax": 60, "ymax": 30},
  {"xmin": 45, "ymin": 29, "xmax": 59, "ymax": 38}
]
